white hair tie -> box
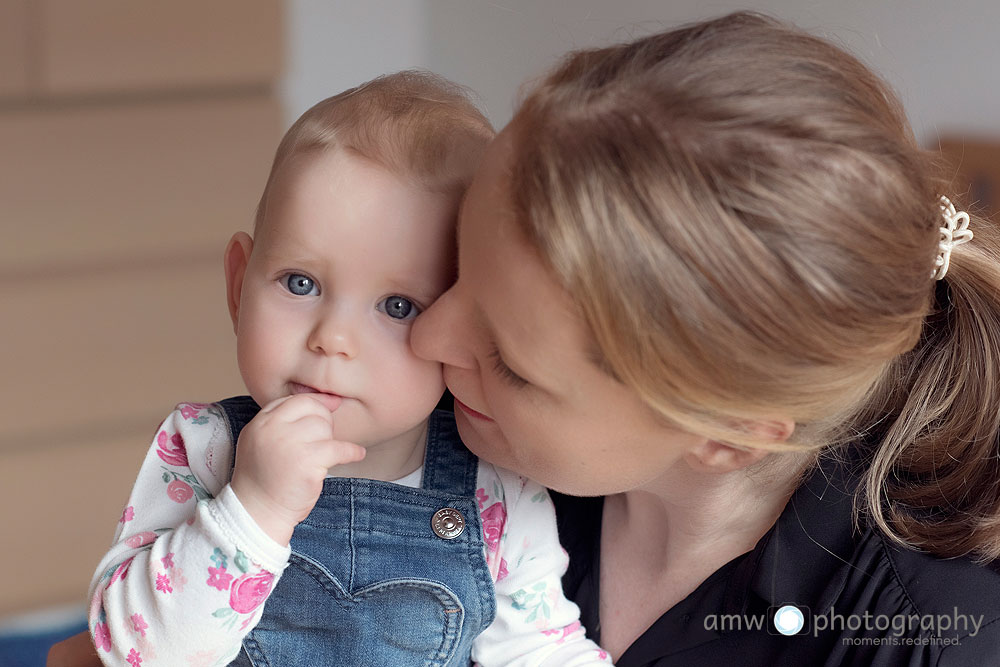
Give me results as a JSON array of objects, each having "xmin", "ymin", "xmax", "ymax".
[{"xmin": 932, "ymin": 196, "xmax": 973, "ymax": 280}]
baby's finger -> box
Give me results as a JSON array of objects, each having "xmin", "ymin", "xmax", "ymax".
[
  {"xmin": 267, "ymin": 393, "xmax": 335, "ymax": 423},
  {"xmin": 288, "ymin": 414, "xmax": 339, "ymax": 443},
  {"xmin": 257, "ymin": 394, "xmax": 297, "ymax": 414},
  {"xmin": 312, "ymin": 439, "xmax": 367, "ymax": 469}
]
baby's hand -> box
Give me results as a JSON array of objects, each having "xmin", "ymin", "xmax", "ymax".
[{"xmin": 230, "ymin": 394, "xmax": 365, "ymax": 545}]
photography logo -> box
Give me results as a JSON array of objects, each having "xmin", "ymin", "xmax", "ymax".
[{"xmin": 770, "ymin": 604, "xmax": 807, "ymax": 636}]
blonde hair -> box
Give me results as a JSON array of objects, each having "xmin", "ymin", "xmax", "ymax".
[
  {"xmin": 255, "ymin": 70, "xmax": 494, "ymax": 232},
  {"xmin": 510, "ymin": 12, "xmax": 1000, "ymax": 559}
]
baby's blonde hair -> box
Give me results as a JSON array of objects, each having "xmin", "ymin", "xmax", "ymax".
[
  {"xmin": 510, "ymin": 12, "xmax": 1000, "ymax": 560},
  {"xmin": 255, "ymin": 70, "xmax": 494, "ymax": 233}
]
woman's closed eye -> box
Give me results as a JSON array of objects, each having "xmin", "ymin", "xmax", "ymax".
[
  {"xmin": 377, "ymin": 295, "xmax": 419, "ymax": 321},
  {"xmin": 282, "ymin": 272, "xmax": 319, "ymax": 296},
  {"xmin": 489, "ymin": 345, "xmax": 529, "ymax": 387}
]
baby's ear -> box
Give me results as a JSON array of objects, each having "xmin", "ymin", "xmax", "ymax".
[
  {"xmin": 223, "ymin": 232, "xmax": 254, "ymax": 333},
  {"xmin": 685, "ymin": 418, "xmax": 795, "ymax": 474}
]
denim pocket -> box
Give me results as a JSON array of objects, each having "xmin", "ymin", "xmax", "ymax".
[{"xmin": 240, "ymin": 552, "xmax": 465, "ymax": 666}]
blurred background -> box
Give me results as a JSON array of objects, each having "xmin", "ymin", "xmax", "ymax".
[{"xmin": 1, "ymin": 0, "xmax": 997, "ymax": 661}]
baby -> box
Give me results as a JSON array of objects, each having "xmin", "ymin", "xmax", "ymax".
[{"xmin": 88, "ymin": 71, "xmax": 611, "ymax": 666}]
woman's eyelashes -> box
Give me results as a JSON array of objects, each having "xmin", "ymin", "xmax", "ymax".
[
  {"xmin": 488, "ymin": 345, "xmax": 529, "ymax": 387},
  {"xmin": 282, "ymin": 272, "xmax": 319, "ymax": 296},
  {"xmin": 377, "ymin": 295, "xmax": 419, "ymax": 321}
]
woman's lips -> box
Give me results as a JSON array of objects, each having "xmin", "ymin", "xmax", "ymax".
[
  {"xmin": 289, "ymin": 382, "xmax": 344, "ymax": 412},
  {"xmin": 454, "ymin": 397, "xmax": 494, "ymax": 422}
]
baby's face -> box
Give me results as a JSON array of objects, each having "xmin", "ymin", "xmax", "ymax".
[{"xmin": 232, "ymin": 149, "xmax": 455, "ymax": 449}]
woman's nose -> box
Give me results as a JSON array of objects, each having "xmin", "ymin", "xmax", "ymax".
[
  {"xmin": 412, "ymin": 286, "xmax": 477, "ymax": 370},
  {"xmin": 307, "ymin": 309, "xmax": 360, "ymax": 359}
]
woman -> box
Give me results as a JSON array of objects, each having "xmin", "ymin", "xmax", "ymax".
[
  {"xmin": 411, "ymin": 11, "xmax": 1000, "ymax": 666},
  {"xmin": 51, "ymin": 11, "xmax": 1000, "ymax": 667}
]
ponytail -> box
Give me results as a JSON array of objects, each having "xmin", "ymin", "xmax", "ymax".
[{"xmin": 861, "ymin": 211, "xmax": 1000, "ymax": 560}]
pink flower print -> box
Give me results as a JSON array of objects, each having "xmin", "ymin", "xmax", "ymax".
[
  {"xmin": 229, "ymin": 571, "xmax": 274, "ymax": 614},
  {"xmin": 127, "ymin": 648, "xmax": 142, "ymax": 666},
  {"xmin": 555, "ymin": 620, "xmax": 581, "ymax": 644},
  {"xmin": 155, "ymin": 572, "xmax": 173, "ymax": 594},
  {"xmin": 496, "ymin": 557, "xmax": 509, "ymax": 582},
  {"xmin": 179, "ymin": 404, "xmax": 201, "ymax": 419},
  {"xmin": 206, "ymin": 565, "xmax": 233, "ymax": 591},
  {"xmin": 161, "ymin": 553, "xmax": 175, "ymax": 569},
  {"xmin": 93, "ymin": 621, "xmax": 112, "ymax": 652},
  {"xmin": 125, "ymin": 532, "xmax": 157, "ymax": 549},
  {"xmin": 107, "ymin": 557, "xmax": 135, "ymax": 589},
  {"xmin": 475, "ymin": 488, "xmax": 488, "ymax": 509},
  {"xmin": 480, "ymin": 502, "xmax": 507, "ymax": 552},
  {"xmin": 172, "ymin": 566, "xmax": 188, "ymax": 593},
  {"xmin": 131, "ymin": 613, "xmax": 148, "ymax": 637},
  {"xmin": 156, "ymin": 430, "xmax": 188, "ymax": 467},
  {"xmin": 136, "ymin": 635, "xmax": 157, "ymax": 662},
  {"xmin": 120, "ymin": 506, "xmax": 135, "ymax": 523},
  {"xmin": 598, "ymin": 649, "xmax": 608, "ymax": 659},
  {"xmin": 166, "ymin": 479, "xmax": 194, "ymax": 503}
]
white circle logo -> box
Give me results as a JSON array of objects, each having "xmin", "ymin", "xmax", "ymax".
[{"xmin": 773, "ymin": 605, "xmax": 805, "ymax": 635}]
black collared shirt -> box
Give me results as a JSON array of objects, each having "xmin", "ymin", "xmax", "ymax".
[{"xmin": 553, "ymin": 453, "xmax": 1000, "ymax": 666}]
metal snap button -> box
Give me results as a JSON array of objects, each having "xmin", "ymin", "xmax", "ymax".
[{"xmin": 431, "ymin": 507, "xmax": 465, "ymax": 540}]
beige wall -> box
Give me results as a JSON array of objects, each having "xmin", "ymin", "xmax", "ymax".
[
  {"xmin": 416, "ymin": 0, "xmax": 1000, "ymax": 139},
  {"xmin": 0, "ymin": 0, "xmax": 283, "ymax": 618}
]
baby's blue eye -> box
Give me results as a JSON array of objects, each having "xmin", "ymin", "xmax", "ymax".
[
  {"xmin": 284, "ymin": 274, "xmax": 318, "ymax": 296},
  {"xmin": 379, "ymin": 295, "xmax": 417, "ymax": 320}
]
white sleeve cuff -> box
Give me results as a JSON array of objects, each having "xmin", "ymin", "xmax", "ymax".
[{"xmin": 202, "ymin": 484, "xmax": 292, "ymax": 574}]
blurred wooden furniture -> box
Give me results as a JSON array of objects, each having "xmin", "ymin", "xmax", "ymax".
[{"xmin": 0, "ymin": 0, "xmax": 283, "ymax": 619}]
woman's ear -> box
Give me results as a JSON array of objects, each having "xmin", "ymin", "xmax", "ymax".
[
  {"xmin": 685, "ymin": 419, "xmax": 795, "ymax": 474},
  {"xmin": 224, "ymin": 232, "xmax": 254, "ymax": 333}
]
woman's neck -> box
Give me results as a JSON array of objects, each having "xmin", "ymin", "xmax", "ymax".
[
  {"xmin": 625, "ymin": 454, "xmax": 805, "ymax": 564},
  {"xmin": 598, "ymin": 453, "xmax": 809, "ymax": 660}
]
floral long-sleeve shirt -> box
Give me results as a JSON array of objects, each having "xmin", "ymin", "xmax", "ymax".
[{"xmin": 88, "ymin": 402, "xmax": 612, "ymax": 666}]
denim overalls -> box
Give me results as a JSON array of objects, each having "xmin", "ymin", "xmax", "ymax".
[{"xmin": 218, "ymin": 396, "xmax": 496, "ymax": 666}]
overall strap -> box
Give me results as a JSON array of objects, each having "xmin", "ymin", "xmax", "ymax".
[
  {"xmin": 420, "ymin": 409, "xmax": 479, "ymax": 497},
  {"xmin": 216, "ymin": 395, "xmax": 261, "ymax": 472}
]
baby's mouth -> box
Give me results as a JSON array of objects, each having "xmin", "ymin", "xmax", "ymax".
[{"xmin": 289, "ymin": 382, "xmax": 345, "ymax": 411}]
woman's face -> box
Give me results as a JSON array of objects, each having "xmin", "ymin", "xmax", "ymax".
[{"xmin": 411, "ymin": 129, "xmax": 706, "ymax": 496}]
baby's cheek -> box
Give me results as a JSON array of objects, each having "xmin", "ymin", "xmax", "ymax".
[{"xmin": 377, "ymin": 350, "xmax": 444, "ymax": 410}]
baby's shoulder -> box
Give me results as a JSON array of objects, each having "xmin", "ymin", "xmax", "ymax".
[{"xmin": 475, "ymin": 461, "xmax": 552, "ymax": 511}]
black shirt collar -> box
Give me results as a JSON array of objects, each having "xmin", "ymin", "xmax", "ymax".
[
  {"xmin": 553, "ymin": 452, "xmax": 865, "ymax": 663},
  {"xmin": 725, "ymin": 454, "xmax": 860, "ymax": 617}
]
